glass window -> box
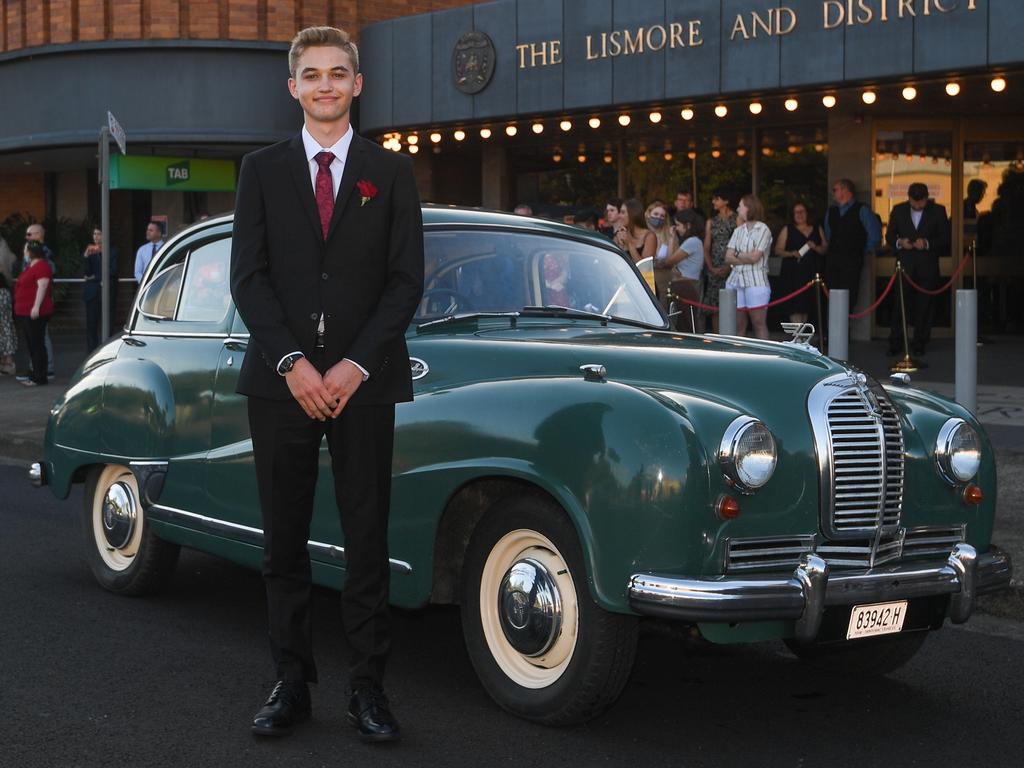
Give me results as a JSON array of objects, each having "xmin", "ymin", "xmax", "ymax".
[
  {"xmin": 177, "ymin": 239, "xmax": 232, "ymax": 323},
  {"xmin": 137, "ymin": 263, "xmax": 184, "ymax": 321},
  {"xmin": 419, "ymin": 230, "xmax": 664, "ymax": 326}
]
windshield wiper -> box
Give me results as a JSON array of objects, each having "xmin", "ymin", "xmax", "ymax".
[
  {"xmin": 520, "ymin": 305, "xmax": 611, "ymax": 324},
  {"xmin": 417, "ymin": 311, "xmax": 520, "ymax": 330},
  {"xmin": 520, "ymin": 305, "xmax": 660, "ymax": 329}
]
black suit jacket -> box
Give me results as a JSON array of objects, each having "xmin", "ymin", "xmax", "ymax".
[
  {"xmin": 885, "ymin": 200, "xmax": 950, "ymax": 258},
  {"xmin": 230, "ymin": 132, "xmax": 424, "ymax": 405}
]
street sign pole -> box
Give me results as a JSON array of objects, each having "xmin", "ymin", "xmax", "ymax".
[{"xmin": 99, "ymin": 127, "xmax": 111, "ymax": 342}]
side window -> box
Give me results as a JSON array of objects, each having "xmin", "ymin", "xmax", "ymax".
[
  {"xmin": 177, "ymin": 239, "xmax": 231, "ymax": 323},
  {"xmin": 132, "ymin": 233, "xmax": 234, "ymax": 334}
]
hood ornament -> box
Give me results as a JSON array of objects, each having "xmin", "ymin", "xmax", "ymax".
[{"xmin": 780, "ymin": 322, "xmax": 819, "ymax": 353}]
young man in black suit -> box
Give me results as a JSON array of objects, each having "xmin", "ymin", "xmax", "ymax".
[
  {"xmin": 885, "ymin": 182, "xmax": 949, "ymax": 357},
  {"xmin": 230, "ymin": 26, "xmax": 424, "ymax": 743}
]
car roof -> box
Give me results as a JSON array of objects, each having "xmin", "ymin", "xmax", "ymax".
[{"xmin": 193, "ymin": 206, "xmax": 614, "ymax": 249}]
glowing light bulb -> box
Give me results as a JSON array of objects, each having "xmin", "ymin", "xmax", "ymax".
[
  {"xmin": 430, "ymin": 132, "xmax": 442, "ymax": 143},
  {"xmin": 687, "ymin": 150, "xmax": 697, "ymax": 160},
  {"xmin": 711, "ymin": 149, "xmax": 721, "ymax": 158},
  {"xmin": 589, "ymin": 117, "xmax": 601, "ymax": 129},
  {"xmin": 784, "ymin": 98, "xmax": 798, "ymax": 111},
  {"xmin": 618, "ymin": 114, "xmax": 631, "ymax": 126},
  {"xmin": 714, "ymin": 105, "xmax": 728, "ymax": 118},
  {"xmin": 577, "ymin": 153, "xmax": 587, "ymax": 163},
  {"xmin": 408, "ymin": 144, "xmax": 419, "ymax": 154},
  {"xmin": 861, "ymin": 90, "xmax": 877, "ymax": 105},
  {"xmin": 649, "ymin": 111, "xmax": 662, "ymax": 123},
  {"xmin": 505, "ymin": 124, "xmax": 518, "ymax": 136},
  {"xmin": 532, "ymin": 122, "xmax": 544, "ymax": 134},
  {"xmin": 749, "ymin": 102, "xmax": 763, "ymax": 115},
  {"xmin": 991, "ymin": 77, "xmax": 1007, "ymax": 92},
  {"xmin": 680, "ymin": 108, "xmax": 694, "ymax": 121},
  {"xmin": 560, "ymin": 120, "xmax": 572, "ymax": 131},
  {"xmin": 479, "ymin": 127, "xmax": 491, "ymax": 139},
  {"xmin": 407, "ymin": 134, "xmax": 418, "ymax": 145},
  {"xmin": 453, "ymin": 129, "xmax": 466, "ymax": 141},
  {"xmin": 822, "ymin": 94, "xmax": 837, "ymax": 108},
  {"xmin": 945, "ymin": 82, "xmax": 961, "ymax": 96}
]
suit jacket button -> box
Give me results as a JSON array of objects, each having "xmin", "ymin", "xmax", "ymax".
[
  {"xmin": 322, "ymin": 272, "xmax": 329, "ymax": 280},
  {"xmin": 310, "ymin": 312, "xmax": 318, "ymax": 320}
]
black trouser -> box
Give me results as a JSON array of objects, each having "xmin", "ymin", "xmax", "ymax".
[
  {"xmin": 890, "ymin": 251, "xmax": 939, "ymax": 353},
  {"xmin": 16, "ymin": 315, "xmax": 49, "ymax": 384},
  {"xmin": 824, "ymin": 252, "xmax": 864, "ymax": 309},
  {"xmin": 85, "ymin": 297, "xmax": 100, "ymax": 353},
  {"xmin": 247, "ymin": 384, "xmax": 396, "ymax": 688}
]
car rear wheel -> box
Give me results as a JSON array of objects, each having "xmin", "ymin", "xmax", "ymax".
[
  {"xmin": 460, "ymin": 495, "xmax": 637, "ymax": 725},
  {"xmin": 784, "ymin": 631, "xmax": 928, "ymax": 676},
  {"xmin": 83, "ymin": 464, "xmax": 179, "ymax": 596}
]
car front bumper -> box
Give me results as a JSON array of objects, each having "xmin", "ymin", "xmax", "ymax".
[{"xmin": 628, "ymin": 543, "xmax": 1012, "ymax": 642}]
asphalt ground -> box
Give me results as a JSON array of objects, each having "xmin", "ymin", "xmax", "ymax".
[{"xmin": 1, "ymin": 464, "xmax": 1023, "ymax": 768}]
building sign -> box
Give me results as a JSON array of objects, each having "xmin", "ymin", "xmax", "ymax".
[
  {"xmin": 452, "ymin": 31, "xmax": 496, "ymax": 94},
  {"xmin": 109, "ymin": 156, "xmax": 236, "ymax": 192},
  {"xmin": 515, "ymin": 0, "xmax": 979, "ymax": 70}
]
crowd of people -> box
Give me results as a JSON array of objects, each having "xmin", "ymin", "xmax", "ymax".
[
  {"xmin": 0, "ymin": 218, "xmax": 161, "ymax": 385},
  {"xmin": 536, "ymin": 179, "xmax": 944, "ymax": 347}
]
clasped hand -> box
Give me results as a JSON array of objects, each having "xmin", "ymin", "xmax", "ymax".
[{"xmin": 285, "ymin": 357, "xmax": 363, "ymax": 421}]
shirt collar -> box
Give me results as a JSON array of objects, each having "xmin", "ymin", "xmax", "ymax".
[{"xmin": 302, "ymin": 124, "xmax": 353, "ymax": 164}]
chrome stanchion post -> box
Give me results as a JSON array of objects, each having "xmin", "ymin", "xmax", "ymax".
[
  {"xmin": 814, "ymin": 273, "xmax": 825, "ymax": 350},
  {"xmin": 956, "ymin": 289, "xmax": 978, "ymax": 415},
  {"xmin": 718, "ymin": 288, "xmax": 737, "ymax": 336},
  {"xmin": 828, "ymin": 288, "xmax": 849, "ymax": 361},
  {"xmin": 892, "ymin": 262, "xmax": 918, "ymax": 373}
]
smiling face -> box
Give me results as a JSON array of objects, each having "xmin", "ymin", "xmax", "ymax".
[{"xmin": 288, "ymin": 45, "xmax": 362, "ymax": 129}]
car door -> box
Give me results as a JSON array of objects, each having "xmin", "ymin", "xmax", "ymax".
[
  {"xmin": 120, "ymin": 231, "xmax": 233, "ymax": 513},
  {"xmin": 205, "ymin": 307, "xmax": 343, "ymax": 565}
]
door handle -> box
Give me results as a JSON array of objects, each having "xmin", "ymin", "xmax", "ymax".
[
  {"xmin": 223, "ymin": 340, "xmax": 248, "ymax": 351},
  {"xmin": 122, "ymin": 337, "xmax": 147, "ymax": 347}
]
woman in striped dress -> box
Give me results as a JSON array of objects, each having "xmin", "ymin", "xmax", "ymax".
[{"xmin": 724, "ymin": 194, "xmax": 773, "ymax": 340}]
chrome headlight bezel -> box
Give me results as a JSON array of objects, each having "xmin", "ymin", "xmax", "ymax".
[
  {"xmin": 935, "ymin": 418, "xmax": 981, "ymax": 485},
  {"xmin": 718, "ymin": 416, "xmax": 778, "ymax": 494}
]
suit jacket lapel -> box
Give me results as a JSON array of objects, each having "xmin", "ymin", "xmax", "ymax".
[
  {"xmin": 287, "ymin": 134, "xmax": 323, "ymax": 239},
  {"xmin": 326, "ymin": 134, "xmax": 368, "ymax": 242}
]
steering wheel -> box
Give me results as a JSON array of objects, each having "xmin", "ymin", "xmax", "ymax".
[{"xmin": 421, "ymin": 287, "xmax": 474, "ymax": 314}]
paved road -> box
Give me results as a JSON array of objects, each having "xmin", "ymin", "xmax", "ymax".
[{"xmin": 2, "ymin": 465, "xmax": 1023, "ymax": 768}]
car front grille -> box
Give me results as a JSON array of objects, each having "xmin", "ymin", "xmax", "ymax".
[{"xmin": 725, "ymin": 526, "xmax": 966, "ymax": 573}]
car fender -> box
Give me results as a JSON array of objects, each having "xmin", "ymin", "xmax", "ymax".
[{"xmin": 391, "ymin": 377, "xmax": 713, "ymax": 612}]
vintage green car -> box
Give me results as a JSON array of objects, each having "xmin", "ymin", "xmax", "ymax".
[{"xmin": 33, "ymin": 208, "xmax": 1011, "ymax": 725}]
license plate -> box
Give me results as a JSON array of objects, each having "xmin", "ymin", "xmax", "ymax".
[{"xmin": 846, "ymin": 600, "xmax": 908, "ymax": 640}]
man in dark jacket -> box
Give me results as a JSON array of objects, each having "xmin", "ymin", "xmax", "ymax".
[{"xmin": 885, "ymin": 182, "xmax": 950, "ymax": 356}]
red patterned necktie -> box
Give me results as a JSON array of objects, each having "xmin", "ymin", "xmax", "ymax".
[{"xmin": 314, "ymin": 151, "xmax": 335, "ymax": 240}]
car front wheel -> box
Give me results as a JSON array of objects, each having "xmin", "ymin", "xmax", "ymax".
[
  {"xmin": 460, "ymin": 496, "xmax": 638, "ymax": 725},
  {"xmin": 83, "ymin": 464, "xmax": 179, "ymax": 596}
]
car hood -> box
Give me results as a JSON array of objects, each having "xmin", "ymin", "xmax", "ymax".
[{"xmin": 416, "ymin": 321, "xmax": 847, "ymax": 415}]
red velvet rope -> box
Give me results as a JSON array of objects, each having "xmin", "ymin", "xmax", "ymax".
[
  {"xmin": 849, "ymin": 271, "xmax": 898, "ymax": 320},
  {"xmin": 673, "ymin": 279, "xmax": 816, "ymax": 314},
  {"xmin": 901, "ymin": 256, "xmax": 971, "ymax": 296}
]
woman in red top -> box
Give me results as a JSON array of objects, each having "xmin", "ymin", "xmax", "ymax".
[{"xmin": 15, "ymin": 240, "xmax": 54, "ymax": 386}]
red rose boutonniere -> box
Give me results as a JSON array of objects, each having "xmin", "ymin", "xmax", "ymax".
[{"xmin": 357, "ymin": 180, "xmax": 378, "ymax": 207}]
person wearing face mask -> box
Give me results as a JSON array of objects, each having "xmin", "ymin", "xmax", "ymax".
[{"xmin": 646, "ymin": 201, "xmax": 677, "ymax": 305}]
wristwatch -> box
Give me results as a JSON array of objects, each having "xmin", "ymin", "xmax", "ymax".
[{"xmin": 277, "ymin": 352, "xmax": 304, "ymax": 376}]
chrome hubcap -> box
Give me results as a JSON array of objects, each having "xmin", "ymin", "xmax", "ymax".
[
  {"xmin": 498, "ymin": 557, "xmax": 562, "ymax": 657},
  {"xmin": 102, "ymin": 482, "xmax": 137, "ymax": 549}
]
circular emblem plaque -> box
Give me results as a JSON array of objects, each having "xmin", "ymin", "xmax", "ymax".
[{"xmin": 452, "ymin": 31, "xmax": 496, "ymax": 95}]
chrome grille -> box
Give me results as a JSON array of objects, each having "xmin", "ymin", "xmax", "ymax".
[
  {"xmin": 811, "ymin": 375, "xmax": 905, "ymax": 540},
  {"xmin": 725, "ymin": 536, "xmax": 814, "ymax": 572},
  {"xmin": 816, "ymin": 531, "xmax": 903, "ymax": 569},
  {"xmin": 902, "ymin": 525, "xmax": 965, "ymax": 560}
]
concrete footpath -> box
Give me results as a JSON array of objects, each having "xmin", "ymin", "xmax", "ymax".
[{"xmin": 1, "ymin": 333, "xmax": 1022, "ymax": 618}]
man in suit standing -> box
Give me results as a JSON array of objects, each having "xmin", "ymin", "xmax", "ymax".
[
  {"xmin": 230, "ymin": 26, "xmax": 424, "ymax": 743},
  {"xmin": 885, "ymin": 182, "xmax": 949, "ymax": 357}
]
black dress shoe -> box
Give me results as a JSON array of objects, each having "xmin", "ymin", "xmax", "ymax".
[
  {"xmin": 348, "ymin": 685, "xmax": 401, "ymax": 743},
  {"xmin": 252, "ymin": 680, "xmax": 311, "ymax": 737}
]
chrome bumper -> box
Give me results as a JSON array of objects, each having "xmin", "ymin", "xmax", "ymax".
[
  {"xmin": 628, "ymin": 543, "xmax": 1013, "ymax": 642},
  {"xmin": 28, "ymin": 462, "xmax": 45, "ymax": 487}
]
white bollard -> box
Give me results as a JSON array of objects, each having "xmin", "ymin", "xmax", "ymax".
[
  {"xmin": 955, "ymin": 290, "xmax": 977, "ymax": 415},
  {"xmin": 828, "ymin": 289, "xmax": 849, "ymax": 360},
  {"xmin": 718, "ymin": 288, "xmax": 737, "ymax": 336}
]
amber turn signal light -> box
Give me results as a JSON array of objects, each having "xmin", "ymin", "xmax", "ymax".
[
  {"xmin": 717, "ymin": 495, "xmax": 741, "ymax": 520},
  {"xmin": 962, "ymin": 484, "xmax": 983, "ymax": 506}
]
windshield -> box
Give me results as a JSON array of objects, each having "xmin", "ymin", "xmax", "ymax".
[{"xmin": 416, "ymin": 229, "xmax": 665, "ymax": 326}]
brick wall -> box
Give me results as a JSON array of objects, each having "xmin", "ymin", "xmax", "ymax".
[
  {"xmin": 1, "ymin": 0, "xmax": 480, "ymax": 52},
  {"xmin": 0, "ymin": 173, "xmax": 45, "ymax": 223}
]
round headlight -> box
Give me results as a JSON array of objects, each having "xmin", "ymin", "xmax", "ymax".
[
  {"xmin": 936, "ymin": 418, "xmax": 981, "ymax": 484},
  {"xmin": 719, "ymin": 417, "xmax": 777, "ymax": 493}
]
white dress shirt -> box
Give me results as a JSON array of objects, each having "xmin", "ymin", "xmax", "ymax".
[
  {"xmin": 134, "ymin": 239, "xmax": 164, "ymax": 283},
  {"xmin": 277, "ymin": 124, "xmax": 368, "ymax": 381}
]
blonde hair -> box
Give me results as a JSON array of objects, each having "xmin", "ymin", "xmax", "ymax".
[
  {"xmin": 645, "ymin": 201, "xmax": 675, "ymax": 251},
  {"xmin": 288, "ymin": 26, "xmax": 359, "ymax": 77}
]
